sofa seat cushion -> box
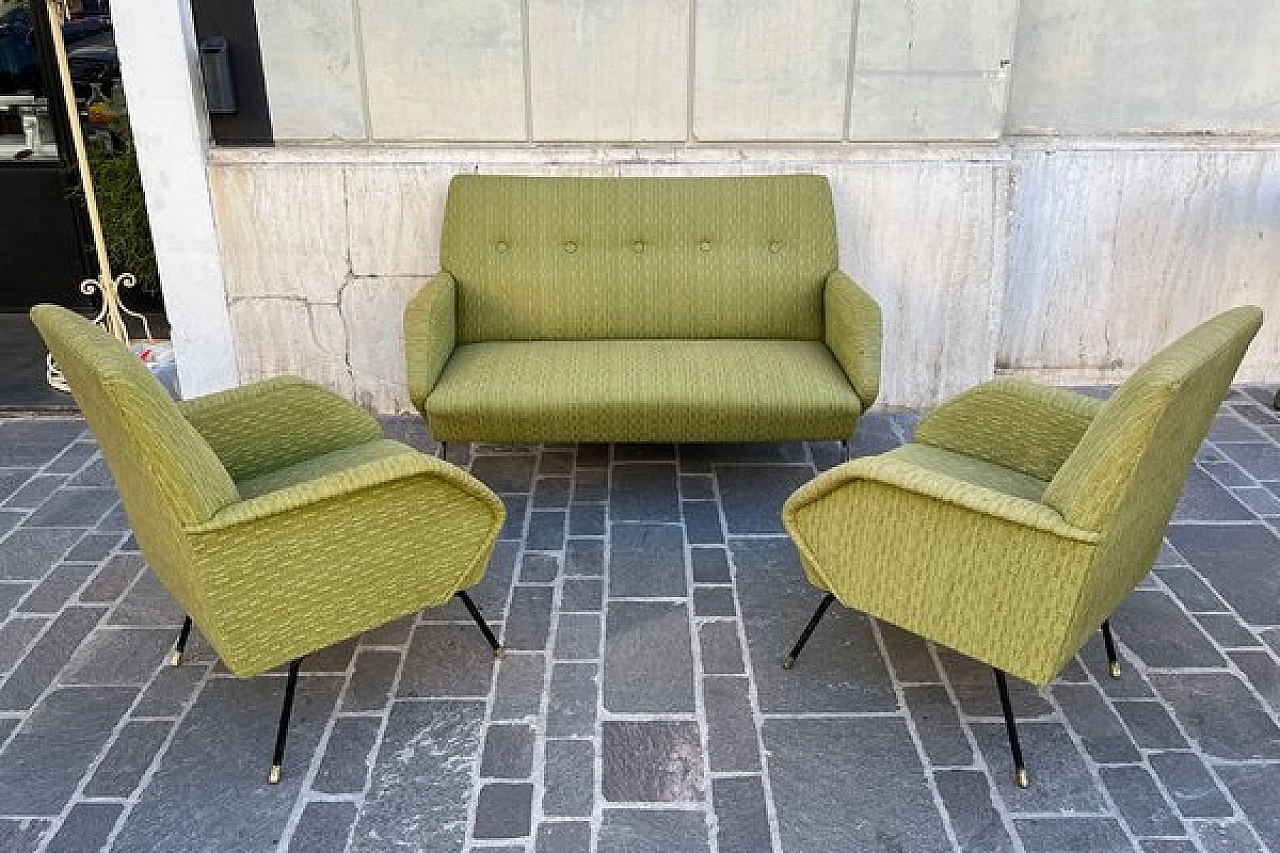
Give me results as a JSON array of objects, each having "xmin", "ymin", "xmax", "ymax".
[{"xmin": 427, "ymin": 340, "xmax": 861, "ymax": 443}]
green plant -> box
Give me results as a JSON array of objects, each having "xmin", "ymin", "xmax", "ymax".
[{"xmin": 76, "ymin": 116, "xmax": 161, "ymax": 300}]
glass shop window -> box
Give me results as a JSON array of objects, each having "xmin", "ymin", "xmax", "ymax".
[{"xmin": 0, "ymin": 0, "xmax": 60, "ymax": 161}]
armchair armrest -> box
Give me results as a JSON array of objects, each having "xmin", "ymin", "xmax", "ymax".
[
  {"xmin": 784, "ymin": 454, "xmax": 1098, "ymax": 544},
  {"xmin": 184, "ymin": 449, "xmax": 506, "ymax": 676},
  {"xmin": 404, "ymin": 271, "xmax": 457, "ymax": 411},
  {"xmin": 187, "ymin": 449, "xmax": 503, "ymax": 533},
  {"xmin": 178, "ymin": 377, "xmax": 382, "ymax": 483},
  {"xmin": 915, "ymin": 379, "xmax": 1103, "ymax": 482},
  {"xmin": 824, "ymin": 270, "xmax": 882, "ymax": 409}
]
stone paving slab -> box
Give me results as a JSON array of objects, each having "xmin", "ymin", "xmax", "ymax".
[{"xmin": 0, "ymin": 394, "xmax": 1277, "ymax": 852}]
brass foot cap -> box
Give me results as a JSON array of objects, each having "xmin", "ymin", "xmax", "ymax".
[
  {"xmin": 167, "ymin": 650, "xmax": 183, "ymax": 667},
  {"xmin": 1108, "ymin": 661, "xmax": 1122, "ymax": 679},
  {"xmin": 1015, "ymin": 768, "xmax": 1029, "ymax": 789},
  {"xmin": 782, "ymin": 656, "xmax": 796, "ymax": 670},
  {"xmin": 494, "ymin": 646, "xmax": 506, "ymax": 661},
  {"xmin": 267, "ymin": 764, "xmax": 282, "ymax": 785}
]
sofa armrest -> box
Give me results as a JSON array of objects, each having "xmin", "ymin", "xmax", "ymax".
[
  {"xmin": 915, "ymin": 379, "xmax": 1103, "ymax": 483},
  {"xmin": 404, "ymin": 271, "xmax": 457, "ymax": 412},
  {"xmin": 187, "ymin": 449, "xmax": 502, "ymax": 533},
  {"xmin": 824, "ymin": 270, "xmax": 882, "ymax": 409},
  {"xmin": 185, "ymin": 450, "xmax": 506, "ymax": 676},
  {"xmin": 784, "ymin": 454, "xmax": 1098, "ymax": 544},
  {"xmin": 178, "ymin": 377, "xmax": 382, "ymax": 483}
]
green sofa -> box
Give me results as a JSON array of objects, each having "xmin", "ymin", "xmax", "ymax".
[{"xmin": 405, "ymin": 175, "xmax": 882, "ymax": 444}]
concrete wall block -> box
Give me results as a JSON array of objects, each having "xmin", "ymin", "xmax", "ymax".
[
  {"xmin": 1008, "ymin": 0, "xmax": 1280, "ymax": 134},
  {"xmin": 255, "ymin": 0, "xmax": 365, "ymax": 139},
  {"xmin": 854, "ymin": 0, "xmax": 1017, "ymax": 72},
  {"xmin": 827, "ymin": 159, "xmax": 1007, "ymax": 407},
  {"xmin": 359, "ymin": 0, "xmax": 526, "ymax": 140},
  {"xmin": 528, "ymin": 0, "xmax": 689, "ymax": 141},
  {"xmin": 693, "ymin": 0, "xmax": 854, "ymax": 140},
  {"xmin": 209, "ymin": 164, "xmax": 349, "ymax": 304},
  {"xmin": 847, "ymin": 73, "xmax": 1006, "ymax": 141},
  {"xmin": 342, "ymin": 276, "xmax": 429, "ymax": 412},
  {"xmin": 1001, "ymin": 147, "xmax": 1280, "ymax": 383},
  {"xmin": 346, "ymin": 164, "xmax": 462, "ymax": 276},
  {"xmin": 229, "ymin": 299, "xmax": 354, "ymax": 397}
]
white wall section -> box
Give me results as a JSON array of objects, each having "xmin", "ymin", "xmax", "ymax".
[{"xmin": 111, "ymin": 0, "xmax": 238, "ymax": 396}]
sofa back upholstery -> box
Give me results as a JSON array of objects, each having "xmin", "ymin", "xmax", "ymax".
[{"xmin": 441, "ymin": 175, "xmax": 838, "ymax": 342}]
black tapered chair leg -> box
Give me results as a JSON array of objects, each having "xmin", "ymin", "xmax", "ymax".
[
  {"xmin": 438, "ymin": 441, "xmax": 448, "ymax": 461},
  {"xmin": 1100, "ymin": 619, "xmax": 1121, "ymax": 678},
  {"xmin": 994, "ymin": 669, "xmax": 1028, "ymax": 788},
  {"xmin": 168, "ymin": 616, "xmax": 193, "ymax": 667},
  {"xmin": 840, "ymin": 439, "xmax": 850, "ymax": 462},
  {"xmin": 456, "ymin": 590, "xmax": 505, "ymax": 659},
  {"xmin": 268, "ymin": 658, "xmax": 304, "ymax": 784},
  {"xmin": 783, "ymin": 593, "xmax": 837, "ymax": 669}
]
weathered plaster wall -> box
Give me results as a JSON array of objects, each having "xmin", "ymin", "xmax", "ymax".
[
  {"xmin": 207, "ymin": 147, "xmax": 1010, "ymax": 411},
  {"xmin": 250, "ymin": 0, "xmax": 1020, "ymax": 143},
  {"xmin": 208, "ymin": 141, "xmax": 1279, "ymax": 412},
  {"xmin": 1001, "ymin": 142, "xmax": 1280, "ymax": 382},
  {"xmin": 1007, "ymin": 1, "xmax": 1280, "ymax": 134}
]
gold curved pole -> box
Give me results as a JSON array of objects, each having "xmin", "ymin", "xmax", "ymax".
[{"xmin": 43, "ymin": 0, "xmax": 150, "ymax": 391}]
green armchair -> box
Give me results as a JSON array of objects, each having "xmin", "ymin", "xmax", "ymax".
[
  {"xmin": 32, "ymin": 305, "xmax": 506, "ymax": 783},
  {"xmin": 781, "ymin": 307, "xmax": 1263, "ymax": 787}
]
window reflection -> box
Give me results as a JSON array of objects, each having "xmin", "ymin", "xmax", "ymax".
[{"xmin": 0, "ymin": 0, "xmax": 58, "ymax": 160}]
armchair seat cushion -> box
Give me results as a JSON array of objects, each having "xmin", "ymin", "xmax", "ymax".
[
  {"xmin": 882, "ymin": 445, "xmax": 1049, "ymax": 503},
  {"xmin": 235, "ymin": 439, "xmax": 414, "ymax": 500},
  {"xmin": 427, "ymin": 339, "xmax": 861, "ymax": 443}
]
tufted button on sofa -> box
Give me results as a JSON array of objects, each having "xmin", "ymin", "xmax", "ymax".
[{"xmin": 404, "ymin": 174, "xmax": 882, "ymax": 444}]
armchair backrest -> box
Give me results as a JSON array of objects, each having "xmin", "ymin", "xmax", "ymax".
[
  {"xmin": 440, "ymin": 174, "xmax": 838, "ymax": 343},
  {"xmin": 30, "ymin": 306, "xmax": 238, "ymax": 551},
  {"xmin": 1043, "ymin": 308, "xmax": 1263, "ymax": 637}
]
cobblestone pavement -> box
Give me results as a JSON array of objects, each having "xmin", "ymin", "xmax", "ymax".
[{"xmin": 1, "ymin": 388, "xmax": 1279, "ymax": 852}]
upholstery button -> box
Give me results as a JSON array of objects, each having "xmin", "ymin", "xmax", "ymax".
[
  {"xmin": 632, "ymin": 240, "xmax": 646, "ymax": 254},
  {"xmin": 699, "ymin": 241, "xmax": 712, "ymax": 252},
  {"xmin": 768, "ymin": 240, "xmax": 783, "ymax": 254},
  {"xmin": 564, "ymin": 241, "xmax": 578, "ymax": 254},
  {"xmin": 495, "ymin": 241, "xmax": 508, "ymax": 253}
]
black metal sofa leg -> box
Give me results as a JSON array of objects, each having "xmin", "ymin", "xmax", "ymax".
[
  {"xmin": 994, "ymin": 668, "xmax": 1029, "ymax": 788},
  {"xmin": 268, "ymin": 658, "xmax": 304, "ymax": 784},
  {"xmin": 457, "ymin": 590, "xmax": 505, "ymax": 660},
  {"xmin": 783, "ymin": 593, "xmax": 837, "ymax": 669}
]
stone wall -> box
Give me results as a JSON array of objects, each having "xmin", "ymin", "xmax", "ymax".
[{"xmin": 207, "ymin": 142, "xmax": 1280, "ymax": 413}]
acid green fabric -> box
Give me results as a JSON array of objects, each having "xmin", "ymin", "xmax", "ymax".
[
  {"xmin": 407, "ymin": 174, "xmax": 880, "ymax": 444},
  {"xmin": 426, "ymin": 339, "xmax": 861, "ymax": 443},
  {"xmin": 784, "ymin": 307, "xmax": 1263, "ymax": 685},
  {"xmin": 440, "ymin": 175, "xmax": 838, "ymax": 342},
  {"xmin": 32, "ymin": 305, "xmax": 505, "ymax": 678},
  {"xmin": 824, "ymin": 270, "xmax": 882, "ymax": 409},
  {"xmin": 403, "ymin": 270, "xmax": 456, "ymax": 412},
  {"xmin": 915, "ymin": 379, "xmax": 1103, "ymax": 482},
  {"xmin": 178, "ymin": 376, "xmax": 383, "ymax": 482}
]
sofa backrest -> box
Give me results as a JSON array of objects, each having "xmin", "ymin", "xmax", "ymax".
[
  {"xmin": 1042, "ymin": 306, "xmax": 1262, "ymax": 646},
  {"xmin": 441, "ymin": 175, "xmax": 838, "ymax": 342}
]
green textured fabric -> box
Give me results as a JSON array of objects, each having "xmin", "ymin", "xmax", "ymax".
[
  {"xmin": 824, "ymin": 270, "xmax": 882, "ymax": 408},
  {"xmin": 32, "ymin": 305, "xmax": 505, "ymax": 678},
  {"xmin": 882, "ymin": 444, "xmax": 1049, "ymax": 504},
  {"xmin": 235, "ymin": 439, "xmax": 411, "ymax": 500},
  {"xmin": 407, "ymin": 174, "xmax": 881, "ymax": 444},
  {"xmin": 427, "ymin": 339, "xmax": 861, "ymax": 443},
  {"xmin": 179, "ymin": 376, "xmax": 383, "ymax": 483},
  {"xmin": 784, "ymin": 307, "xmax": 1262, "ymax": 685},
  {"xmin": 441, "ymin": 175, "xmax": 838, "ymax": 342},
  {"xmin": 915, "ymin": 379, "xmax": 1103, "ymax": 482},
  {"xmin": 403, "ymin": 270, "xmax": 456, "ymax": 411}
]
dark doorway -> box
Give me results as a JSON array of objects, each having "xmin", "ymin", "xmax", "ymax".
[{"xmin": 0, "ymin": 0, "xmax": 92, "ymax": 310}]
